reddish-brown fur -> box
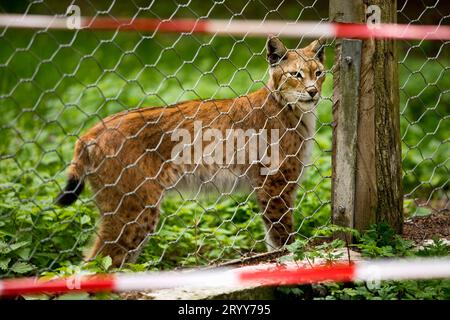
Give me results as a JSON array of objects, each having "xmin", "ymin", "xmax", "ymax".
[{"xmin": 60, "ymin": 37, "xmax": 325, "ymax": 267}]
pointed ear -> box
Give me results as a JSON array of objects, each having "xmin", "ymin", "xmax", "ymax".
[
  {"xmin": 305, "ymin": 38, "xmax": 325, "ymax": 63},
  {"xmin": 267, "ymin": 36, "xmax": 287, "ymax": 66}
]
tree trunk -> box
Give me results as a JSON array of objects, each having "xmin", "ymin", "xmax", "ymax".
[{"xmin": 330, "ymin": 0, "xmax": 403, "ymax": 234}]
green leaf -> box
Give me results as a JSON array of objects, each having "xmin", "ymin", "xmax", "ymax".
[
  {"xmin": 9, "ymin": 241, "xmax": 30, "ymax": 252},
  {"xmin": 56, "ymin": 292, "xmax": 90, "ymax": 300},
  {"xmin": 0, "ymin": 240, "xmax": 11, "ymax": 254},
  {"xmin": 22, "ymin": 294, "xmax": 51, "ymax": 300},
  {"xmin": 11, "ymin": 261, "xmax": 35, "ymax": 274},
  {"xmin": 101, "ymin": 256, "xmax": 112, "ymax": 271},
  {"xmin": 80, "ymin": 215, "xmax": 91, "ymax": 225},
  {"xmin": 16, "ymin": 247, "xmax": 31, "ymax": 260},
  {"xmin": 0, "ymin": 257, "xmax": 11, "ymax": 270}
]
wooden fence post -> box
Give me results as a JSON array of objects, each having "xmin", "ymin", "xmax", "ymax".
[{"xmin": 330, "ymin": 0, "xmax": 403, "ymax": 234}]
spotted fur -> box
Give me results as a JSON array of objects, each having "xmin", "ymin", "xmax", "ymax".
[{"xmin": 57, "ymin": 37, "xmax": 326, "ymax": 267}]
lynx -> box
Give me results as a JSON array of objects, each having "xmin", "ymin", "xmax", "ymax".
[{"xmin": 56, "ymin": 36, "xmax": 325, "ymax": 267}]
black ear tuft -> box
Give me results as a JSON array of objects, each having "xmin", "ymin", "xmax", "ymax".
[
  {"xmin": 316, "ymin": 41, "xmax": 325, "ymax": 63},
  {"xmin": 267, "ymin": 36, "xmax": 287, "ymax": 66},
  {"xmin": 267, "ymin": 52, "xmax": 281, "ymax": 65}
]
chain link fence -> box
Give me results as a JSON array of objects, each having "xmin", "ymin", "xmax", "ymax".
[
  {"xmin": 398, "ymin": 0, "xmax": 449, "ymax": 217},
  {"xmin": 0, "ymin": 0, "xmax": 448, "ymax": 280},
  {"xmin": 0, "ymin": 0, "xmax": 333, "ymax": 276}
]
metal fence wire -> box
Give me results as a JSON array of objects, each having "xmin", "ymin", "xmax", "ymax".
[
  {"xmin": 0, "ymin": 0, "xmax": 448, "ymax": 278},
  {"xmin": 398, "ymin": 1, "xmax": 449, "ymax": 218}
]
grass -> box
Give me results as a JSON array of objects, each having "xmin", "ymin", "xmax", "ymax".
[
  {"xmin": 0, "ymin": 29, "xmax": 448, "ymax": 279},
  {"xmin": 282, "ymin": 224, "xmax": 450, "ymax": 300}
]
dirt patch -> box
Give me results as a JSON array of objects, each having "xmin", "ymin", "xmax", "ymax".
[{"xmin": 403, "ymin": 213, "xmax": 450, "ymax": 243}]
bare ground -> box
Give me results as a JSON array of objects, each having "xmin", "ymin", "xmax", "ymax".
[{"xmin": 403, "ymin": 212, "xmax": 450, "ymax": 243}]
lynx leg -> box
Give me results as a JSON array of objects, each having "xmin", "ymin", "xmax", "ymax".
[
  {"xmin": 256, "ymin": 177, "xmax": 297, "ymax": 250},
  {"xmin": 85, "ymin": 186, "xmax": 161, "ymax": 268}
]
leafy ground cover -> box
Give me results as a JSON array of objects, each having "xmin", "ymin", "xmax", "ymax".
[
  {"xmin": 280, "ymin": 222, "xmax": 450, "ymax": 300},
  {"xmin": 0, "ymin": 28, "xmax": 448, "ymax": 293}
]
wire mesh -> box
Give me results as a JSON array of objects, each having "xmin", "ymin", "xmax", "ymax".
[
  {"xmin": 398, "ymin": 0, "xmax": 449, "ymax": 218},
  {"xmin": 0, "ymin": 0, "xmax": 332, "ymax": 277},
  {"xmin": 0, "ymin": 0, "xmax": 448, "ymax": 282}
]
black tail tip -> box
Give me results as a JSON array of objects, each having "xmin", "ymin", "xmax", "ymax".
[{"xmin": 55, "ymin": 178, "xmax": 84, "ymax": 207}]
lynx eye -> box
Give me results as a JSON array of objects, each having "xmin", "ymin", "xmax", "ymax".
[
  {"xmin": 290, "ymin": 71, "xmax": 303, "ymax": 78},
  {"xmin": 315, "ymin": 70, "xmax": 323, "ymax": 77}
]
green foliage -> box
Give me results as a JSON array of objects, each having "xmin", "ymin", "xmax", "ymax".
[
  {"xmin": 416, "ymin": 238, "xmax": 450, "ymax": 257},
  {"xmin": 323, "ymin": 225, "xmax": 450, "ymax": 300},
  {"xmin": 399, "ymin": 48, "xmax": 450, "ymax": 204},
  {"xmin": 355, "ymin": 223, "xmax": 414, "ymax": 258},
  {"xmin": 0, "ymin": 179, "xmax": 97, "ymax": 277},
  {"xmin": 0, "ymin": 24, "xmax": 448, "ymax": 303},
  {"xmin": 285, "ymin": 237, "xmax": 345, "ymax": 265},
  {"xmin": 324, "ymin": 278, "xmax": 450, "ymax": 300},
  {"xmin": 137, "ymin": 196, "xmax": 267, "ymax": 269},
  {"xmin": 0, "ymin": 31, "xmax": 333, "ymax": 278},
  {"xmin": 280, "ymin": 224, "xmax": 450, "ymax": 300},
  {"xmin": 314, "ymin": 224, "xmax": 360, "ymax": 238}
]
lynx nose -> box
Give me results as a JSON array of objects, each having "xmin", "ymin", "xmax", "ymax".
[{"xmin": 307, "ymin": 88, "xmax": 318, "ymax": 98}]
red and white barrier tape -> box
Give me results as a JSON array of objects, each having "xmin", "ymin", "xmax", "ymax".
[
  {"xmin": 1, "ymin": 14, "xmax": 450, "ymax": 40},
  {"xmin": 0, "ymin": 258, "xmax": 449, "ymax": 297}
]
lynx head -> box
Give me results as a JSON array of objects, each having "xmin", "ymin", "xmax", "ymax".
[{"xmin": 266, "ymin": 36, "xmax": 325, "ymax": 111}]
